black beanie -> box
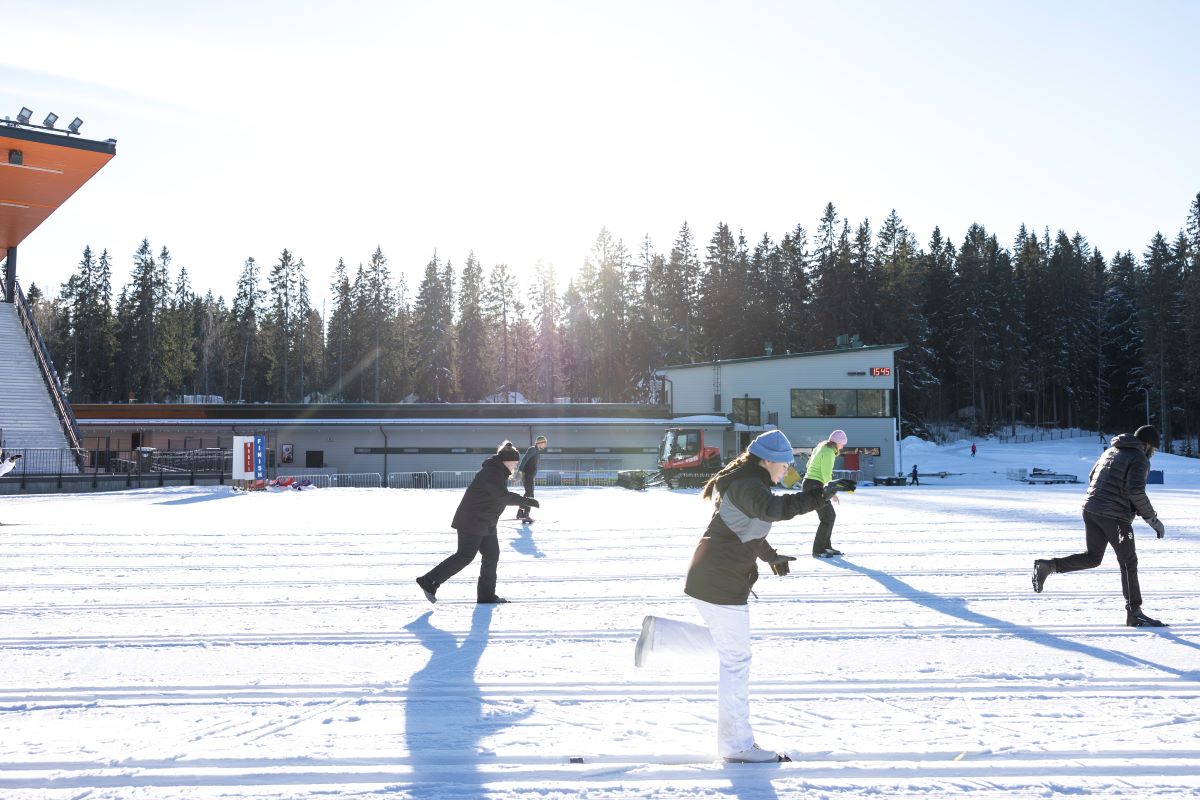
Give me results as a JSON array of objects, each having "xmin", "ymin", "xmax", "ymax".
[
  {"xmin": 497, "ymin": 441, "xmax": 521, "ymax": 462},
  {"xmin": 1134, "ymin": 425, "xmax": 1160, "ymax": 448}
]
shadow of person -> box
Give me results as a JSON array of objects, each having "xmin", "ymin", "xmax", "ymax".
[
  {"xmin": 824, "ymin": 558, "xmax": 1197, "ymax": 679},
  {"xmin": 509, "ymin": 524, "xmax": 546, "ymax": 559},
  {"xmin": 402, "ymin": 606, "xmax": 531, "ymax": 799},
  {"xmin": 722, "ymin": 761, "xmax": 784, "ymax": 799}
]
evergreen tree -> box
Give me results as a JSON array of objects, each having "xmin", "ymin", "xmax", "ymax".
[
  {"xmin": 482, "ymin": 262, "xmax": 518, "ymax": 399},
  {"xmin": 411, "ymin": 252, "xmax": 454, "ymax": 401},
  {"xmin": 531, "ymin": 259, "xmax": 563, "ymax": 402},
  {"xmin": 1139, "ymin": 232, "xmax": 1185, "ymax": 449},
  {"xmin": 264, "ymin": 249, "xmax": 300, "ymax": 401},
  {"xmin": 455, "ymin": 252, "xmax": 489, "ymax": 401},
  {"xmin": 230, "ymin": 257, "xmax": 266, "ymax": 402},
  {"xmin": 696, "ymin": 222, "xmax": 740, "ymax": 360},
  {"xmin": 325, "ymin": 259, "xmax": 353, "ymax": 400},
  {"xmin": 777, "ymin": 223, "xmax": 813, "ymax": 353}
]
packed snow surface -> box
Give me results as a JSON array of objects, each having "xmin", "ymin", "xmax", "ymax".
[{"xmin": 2, "ymin": 434, "xmax": 1198, "ymax": 798}]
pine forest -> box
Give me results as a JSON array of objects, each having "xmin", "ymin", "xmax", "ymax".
[{"xmin": 31, "ymin": 194, "xmax": 1200, "ymax": 453}]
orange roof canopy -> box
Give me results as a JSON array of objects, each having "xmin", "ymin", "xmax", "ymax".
[{"xmin": 0, "ymin": 125, "xmax": 116, "ymax": 251}]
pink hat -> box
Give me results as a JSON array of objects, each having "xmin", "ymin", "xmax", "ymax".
[{"xmin": 829, "ymin": 430, "xmax": 848, "ymax": 446}]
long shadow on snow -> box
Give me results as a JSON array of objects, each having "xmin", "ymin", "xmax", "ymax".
[
  {"xmin": 824, "ymin": 558, "xmax": 1200, "ymax": 680},
  {"xmin": 403, "ymin": 606, "xmax": 531, "ymax": 799},
  {"xmin": 508, "ymin": 523, "xmax": 546, "ymax": 559}
]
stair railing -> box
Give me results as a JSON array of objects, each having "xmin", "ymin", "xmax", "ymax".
[{"xmin": 11, "ymin": 281, "xmax": 85, "ymax": 470}]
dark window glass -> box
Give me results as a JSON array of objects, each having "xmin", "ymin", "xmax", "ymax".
[
  {"xmin": 790, "ymin": 389, "xmax": 822, "ymax": 417},
  {"xmin": 731, "ymin": 397, "xmax": 762, "ymax": 426},
  {"xmin": 305, "ymin": 450, "xmax": 324, "ymax": 468}
]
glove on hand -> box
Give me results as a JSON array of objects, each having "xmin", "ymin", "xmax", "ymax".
[
  {"xmin": 525, "ymin": 497, "xmax": 540, "ymax": 508},
  {"xmin": 822, "ymin": 478, "xmax": 857, "ymax": 500},
  {"xmin": 1148, "ymin": 516, "xmax": 1165, "ymax": 538},
  {"xmin": 770, "ymin": 554, "xmax": 796, "ymax": 576}
]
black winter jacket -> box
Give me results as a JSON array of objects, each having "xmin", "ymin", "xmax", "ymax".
[
  {"xmin": 518, "ymin": 445, "xmax": 542, "ymax": 476},
  {"xmin": 684, "ymin": 461, "xmax": 816, "ymax": 606},
  {"xmin": 1083, "ymin": 434, "xmax": 1157, "ymax": 523},
  {"xmin": 451, "ymin": 456, "xmax": 528, "ymax": 533}
]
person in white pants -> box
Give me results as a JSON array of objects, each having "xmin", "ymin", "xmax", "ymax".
[{"xmin": 634, "ymin": 430, "xmax": 855, "ymax": 763}]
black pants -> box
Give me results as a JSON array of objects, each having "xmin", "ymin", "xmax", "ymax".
[
  {"xmin": 1052, "ymin": 511, "xmax": 1142, "ymax": 610},
  {"xmin": 517, "ymin": 471, "xmax": 536, "ymax": 518},
  {"xmin": 422, "ymin": 526, "xmax": 501, "ymax": 601},
  {"xmin": 803, "ymin": 478, "xmax": 836, "ymax": 554}
]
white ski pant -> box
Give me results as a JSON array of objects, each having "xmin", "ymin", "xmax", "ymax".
[{"xmin": 648, "ymin": 600, "xmax": 754, "ymax": 757}]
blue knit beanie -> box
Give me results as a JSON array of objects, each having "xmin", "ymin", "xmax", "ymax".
[{"xmin": 748, "ymin": 430, "xmax": 794, "ymax": 463}]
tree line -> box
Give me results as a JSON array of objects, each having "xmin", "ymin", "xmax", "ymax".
[{"xmin": 30, "ymin": 193, "xmax": 1200, "ymax": 451}]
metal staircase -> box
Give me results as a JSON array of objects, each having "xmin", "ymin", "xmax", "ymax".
[{"xmin": 0, "ymin": 285, "xmax": 82, "ymax": 473}]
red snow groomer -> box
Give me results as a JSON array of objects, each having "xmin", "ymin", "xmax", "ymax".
[{"xmin": 655, "ymin": 427, "xmax": 723, "ymax": 488}]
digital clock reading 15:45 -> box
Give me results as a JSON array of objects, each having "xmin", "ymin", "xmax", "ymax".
[{"xmin": 871, "ymin": 367, "xmax": 891, "ymax": 377}]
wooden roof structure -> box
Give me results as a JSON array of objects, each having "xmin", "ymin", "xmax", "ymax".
[{"xmin": 0, "ymin": 124, "xmax": 116, "ymax": 251}]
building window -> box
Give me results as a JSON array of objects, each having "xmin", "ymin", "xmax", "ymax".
[
  {"xmin": 857, "ymin": 389, "xmax": 892, "ymax": 417},
  {"xmin": 791, "ymin": 389, "xmax": 892, "ymax": 417},
  {"xmin": 305, "ymin": 450, "xmax": 324, "ymax": 468},
  {"xmin": 731, "ymin": 397, "xmax": 761, "ymax": 426}
]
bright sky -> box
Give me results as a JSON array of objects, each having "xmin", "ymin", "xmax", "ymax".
[{"xmin": 2, "ymin": 0, "xmax": 1198, "ymax": 309}]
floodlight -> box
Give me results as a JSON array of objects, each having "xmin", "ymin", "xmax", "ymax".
[
  {"xmin": 68, "ymin": 117, "xmax": 83, "ymax": 133},
  {"xmin": 43, "ymin": 112, "xmax": 58, "ymax": 128},
  {"xmin": 17, "ymin": 107, "xmax": 32, "ymax": 124}
]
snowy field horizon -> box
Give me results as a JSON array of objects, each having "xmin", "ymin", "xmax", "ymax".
[{"xmin": 3, "ymin": 434, "xmax": 1198, "ymax": 799}]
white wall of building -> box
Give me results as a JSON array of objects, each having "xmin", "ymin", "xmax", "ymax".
[{"xmin": 661, "ymin": 345, "xmax": 904, "ymax": 476}]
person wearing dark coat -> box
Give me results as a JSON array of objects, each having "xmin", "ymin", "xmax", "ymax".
[
  {"xmin": 632, "ymin": 429, "xmax": 855, "ymax": 763},
  {"xmin": 1032, "ymin": 425, "xmax": 1168, "ymax": 627},
  {"xmin": 516, "ymin": 435, "xmax": 547, "ymax": 522},
  {"xmin": 416, "ymin": 441, "xmax": 536, "ymax": 605}
]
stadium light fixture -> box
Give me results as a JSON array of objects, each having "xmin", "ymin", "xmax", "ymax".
[
  {"xmin": 68, "ymin": 117, "xmax": 83, "ymax": 134},
  {"xmin": 43, "ymin": 112, "xmax": 58, "ymax": 128},
  {"xmin": 16, "ymin": 107, "xmax": 32, "ymax": 124}
]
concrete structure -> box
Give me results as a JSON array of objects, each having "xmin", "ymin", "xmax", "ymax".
[
  {"xmin": 657, "ymin": 343, "xmax": 906, "ymax": 477},
  {"xmin": 70, "ymin": 403, "xmax": 733, "ymax": 476},
  {"xmin": 0, "ymin": 116, "xmax": 115, "ymax": 467}
]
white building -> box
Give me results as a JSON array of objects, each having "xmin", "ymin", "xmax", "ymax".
[{"xmin": 657, "ymin": 342, "xmax": 906, "ymax": 478}]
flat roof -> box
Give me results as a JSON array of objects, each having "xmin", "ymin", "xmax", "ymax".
[
  {"xmin": 0, "ymin": 125, "xmax": 116, "ymax": 251},
  {"xmin": 659, "ymin": 342, "xmax": 907, "ymax": 371},
  {"xmin": 71, "ymin": 402, "xmax": 698, "ymax": 426},
  {"xmin": 75, "ymin": 417, "xmax": 693, "ymax": 428}
]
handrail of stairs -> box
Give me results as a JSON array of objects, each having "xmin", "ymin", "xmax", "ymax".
[{"xmin": 12, "ymin": 281, "xmax": 85, "ymax": 470}]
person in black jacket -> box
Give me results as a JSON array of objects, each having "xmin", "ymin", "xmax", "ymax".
[
  {"xmin": 516, "ymin": 435, "xmax": 547, "ymax": 522},
  {"xmin": 416, "ymin": 441, "xmax": 536, "ymax": 605},
  {"xmin": 632, "ymin": 429, "xmax": 855, "ymax": 763},
  {"xmin": 1032, "ymin": 425, "xmax": 1168, "ymax": 627}
]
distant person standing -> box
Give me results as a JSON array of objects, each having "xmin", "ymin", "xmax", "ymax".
[
  {"xmin": 1032, "ymin": 425, "xmax": 1168, "ymax": 627},
  {"xmin": 516, "ymin": 435, "xmax": 548, "ymax": 522},
  {"xmin": 416, "ymin": 441, "xmax": 534, "ymax": 605},
  {"xmin": 971, "ymin": 442, "xmax": 977, "ymax": 457},
  {"xmin": 910, "ymin": 464, "xmax": 920, "ymax": 486},
  {"xmin": 803, "ymin": 429, "xmax": 848, "ymax": 557}
]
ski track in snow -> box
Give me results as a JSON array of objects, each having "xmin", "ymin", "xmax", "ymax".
[{"xmin": 2, "ymin": 439, "xmax": 1199, "ymax": 799}]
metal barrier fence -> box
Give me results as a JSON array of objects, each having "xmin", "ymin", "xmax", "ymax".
[
  {"xmin": 2, "ymin": 447, "xmax": 80, "ymax": 475},
  {"xmin": 388, "ymin": 472, "xmax": 432, "ymax": 489},
  {"xmin": 275, "ymin": 473, "xmax": 333, "ymax": 488},
  {"xmin": 330, "ymin": 472, "xmax": 383, "ymax": 488}
]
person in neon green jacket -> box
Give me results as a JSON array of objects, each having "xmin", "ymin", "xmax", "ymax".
[{"xmin": 803, "ymin": 429, "xmax": 848, "ymax": 557}]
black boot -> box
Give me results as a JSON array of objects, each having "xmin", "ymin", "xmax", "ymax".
[
  {"xmin": 416, "ymin": 575, "xmax": 438, "ymax": 604},
  {"xmin": 1126, "ymin": 607, "xmax": 1167, "ymax": 627},
  {"xmin": 1032, "ymin": 559, "xmax": 1054, "ymax": 593}
]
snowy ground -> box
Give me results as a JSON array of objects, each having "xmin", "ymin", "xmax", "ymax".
[{"xmin": 2, "ymin": 435, "xmax": 1198, "ymax": 799}]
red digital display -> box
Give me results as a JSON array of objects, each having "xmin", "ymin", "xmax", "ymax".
[{"xmin": 871, "ymin": 367, "xmax": 891, "ymax": 376}]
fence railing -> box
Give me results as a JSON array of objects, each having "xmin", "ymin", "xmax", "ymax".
[
  {"xmin": 0, "ymin": 449, "xmax": 631, "ymax": 494},
  {"xmin": 12, "ymin": 281, "xmax": 85, "ymax": 470},
  {"xmin": 995, "ymin": 427, "xmax": 1095, "ymax": 445}
]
